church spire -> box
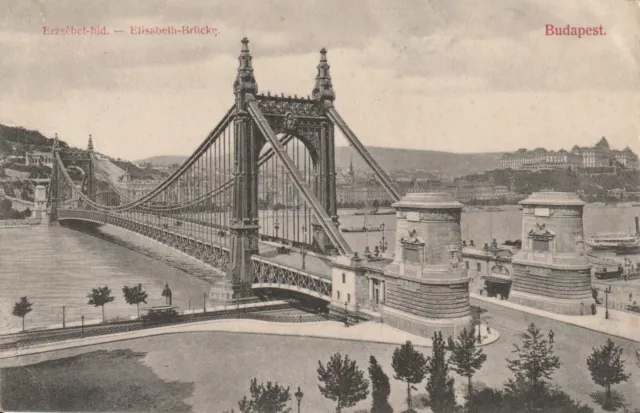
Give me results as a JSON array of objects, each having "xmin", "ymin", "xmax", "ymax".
[{"xmin": 312, "ymin": 47, "xmax": 335, "ymax": 102}]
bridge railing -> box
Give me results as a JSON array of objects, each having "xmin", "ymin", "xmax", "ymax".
[
  {"xmin": 57, "ymin": 208, "xmax": 231, "ymax": 272},
  {"xmin": 251, "ymin": 255, "xmax": 332, "ymax": 300}
]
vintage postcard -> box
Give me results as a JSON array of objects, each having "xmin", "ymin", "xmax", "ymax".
[{"xmin": 0, "ymin": 1, "xmax": 639, "ymax": 412}]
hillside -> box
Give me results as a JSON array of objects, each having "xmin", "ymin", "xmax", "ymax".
[
  {"xmin": 0, "ymin": 124, "xmax": 68, "ymax": 154},
  {"xmin": 0, "ymin": 123, "xmax": 165, "ymax": 183},
  {"xmin": 138, "ymin": 146, "xmax": 503, "ymax": 176},
  {"xmin": 135, "ymin": 155, "xmax": 185, "ymax": 167}
]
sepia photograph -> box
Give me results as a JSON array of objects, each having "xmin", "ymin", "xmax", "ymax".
[{"xmin": 0, "ymin": 1, "xmax": 639, "ymax": 412}]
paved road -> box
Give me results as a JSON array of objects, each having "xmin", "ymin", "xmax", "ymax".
[{"xmin": 472, "ymin": 298, "xmax": 640, "ymax": 411}]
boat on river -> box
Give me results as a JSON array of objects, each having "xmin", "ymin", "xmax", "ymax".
[
  {"xmin": 586, "ymin": 216, "xmax": 639, "ymax": 251},
  {"xmin": 585, "ymin": 233, "xmax": 639, "ymax": 250},
  {"xmin": 341, "ymin": 226, "xmax": 383, "ymax": 233},
  {"xmin": 615, "ymin": 242, "xmax": 640, "ymax": 255}
]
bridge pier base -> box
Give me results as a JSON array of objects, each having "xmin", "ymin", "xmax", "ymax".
[
  {"xmin": 312, "ymin": 221, "xmax": 338, "ymax": 255},
  {"xmin": 208, "ymin": 280, "xmax": 257, "ymax": 307},
  {"xmin": 382, "ymin": 193, "xmax": 473, "ymax": 339}
]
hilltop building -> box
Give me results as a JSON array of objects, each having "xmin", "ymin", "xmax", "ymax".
[{"xmin": 500, "ymin": 137, "xmax": 638, "ymax": 171}]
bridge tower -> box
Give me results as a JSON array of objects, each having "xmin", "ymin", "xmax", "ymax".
[
  {"xmin": 48, "ymin": 133, "xmax": 60, "ymax": 222},
  {"xmin": 311, "ymin": 47, "xmax": 339, "ymax": 251},
  {"xmin": 218, "ymin": 37, "xmax": 262, "ymax": 303},
  {"xmin": 211, "ymin": 39, "xmax": 343, "ymax": 304}
]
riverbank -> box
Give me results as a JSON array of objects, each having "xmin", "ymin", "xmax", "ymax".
[
  {"xmin": 0, "ymin": 226, "xmax": 215, "ymax": 332},
  {"xmin": 0, "ymin": 218, "xmax": 41, "ymax": 228}
]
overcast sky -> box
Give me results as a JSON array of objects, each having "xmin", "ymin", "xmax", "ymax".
[{"xmin": 1, "ymin": 0, "xmax": 639, "ymax": 160}]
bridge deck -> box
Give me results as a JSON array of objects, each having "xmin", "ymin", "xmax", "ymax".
[
  {"xmin": 257, "ymin": 244, "xmax": 333, "ymax": 280},
  {"xmin": 60, "ymin": 209, "xmax": 333, "ymax": 280}
]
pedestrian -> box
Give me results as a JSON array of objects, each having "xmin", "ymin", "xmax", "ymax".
[
  {"xmin": 630, "ymin": 292, "xmax": 633, "ymax": 302},
  {"xmin": 548, "ymin": 329, "xmax": 555, "ymax": 344}
]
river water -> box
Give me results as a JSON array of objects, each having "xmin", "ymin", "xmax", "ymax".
[{"xmin": 0, "ymin": 205, "xmax": 638, "ymax": 332}]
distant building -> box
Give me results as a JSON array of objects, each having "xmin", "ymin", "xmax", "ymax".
[
  {"xmin": 25, "ymin": 151, "xmax": 53, "ymax": 168},
  {"xmin": 500, "ymin": 137, "xmax": 638, "ymax": 171},
  {"xmin": 116, "ymin": 170, "xmax": 162, "ymax": 200},
  {"xmin": 500, "ymin": 148, "xmax": 580, "ymax": 171},
  {"xmin": 440, "ymin": 181, "xmax": 516, "ymax": 202},
  {"xmin": 337, "ymin": 183, "xmax": 391, "ymax": 205},
  {"xmin": 337, "ymin": 178, "xmax": 515, "ymax": 205}
]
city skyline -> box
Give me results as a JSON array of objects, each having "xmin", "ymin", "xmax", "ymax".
[{"xmin": 1, "ymin": 0, "xmax": 639, "ymax": 161}]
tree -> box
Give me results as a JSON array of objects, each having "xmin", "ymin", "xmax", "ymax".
[
  {"xmin": 122, "ymin": 283, "xmax": 148, "ymax": 318},
  {"xmin": 236, "ymin": 378, "xmax": 291, "ymax": 413},
  {"xmin": 506, "ymin": 323, "xmax": 560, "ymax": 397},
  {"xmin": 87, "ymin": 286, "xmax": 115, "ymax": 322},
  {"xmin": 448, "ymin": 327, "xmax": 487, "ymax": 401},
  {"xmin": 586, "ymin": 339, "xmax": 630, "ymax": 410},
  {"xmin": 368, "ymin": 356, "xmax": 393, "ymax": 413},
  {"xmin": 471, "ymin": 385, "xmax": 594, "ymax": 413},
  {"xmin": 12, "ymin": 296, "xmax": 33, "ymax": 332},
  {"xmin": 0, "ymin": 198, "xmax": 12, "ymax": 218},
  {"xmin": 317, "ymin": 353, "xmax": 369, "ymax": 413},
  {"xmin": 391, "ymin": 340, "xmax": 428, "ymax": 412},
  {"xmin": 424, "ymin": 332, "xmax": 456, "ymax": 413}
]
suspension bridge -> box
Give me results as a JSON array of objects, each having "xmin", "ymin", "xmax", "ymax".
[{"xmin": 48, "ymin": 38, "xmax": 402, "ymax": 309}]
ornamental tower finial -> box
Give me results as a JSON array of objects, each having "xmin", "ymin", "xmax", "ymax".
[
  {"xmin": 53, "ymin": 133, "xmax": 59, "ymax": 151},
  {"xmin": 234, "ymin": 37, "xmax": 258, "ymax": 99},
  {"xmin": 312, "ymin": 47, "xmax": 335, "ymax": 102},
  {"xmin": 87, "ymin": 134, "xmax": 94, "ymax": 152}
]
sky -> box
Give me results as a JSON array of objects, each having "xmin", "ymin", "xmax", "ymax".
[{"xmin": 1, "ymin": 0, "xmax": 639, "ymax": 161}]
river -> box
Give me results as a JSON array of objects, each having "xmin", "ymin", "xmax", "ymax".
[{"xmin": 0, "ymin": 205, "xmax": 638, "ymax": 332}]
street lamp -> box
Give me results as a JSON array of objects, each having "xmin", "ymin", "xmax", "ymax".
[
  {"xmin": 301, "ymin": 225, "xmax": 307, "ymax": 270},
  {"xmin": 379, "ymin": 222, "xmax": 387, "ymax": 253},
  {"xmin": 237, "ymin": 290, "xmax": 241, "ymax": 318},
  {"xmin": 274, "ymin": 219, "xmax": 280, "ymax": 240},
  {"xmin": 62, "ymin": 305, "xmax": 66, "ymax": 328},
  {"xmin": 344, "ymin": 301, "xmax": 349, "ymax": 327},
  {"xmin": 605, "ymin": 286, "xmax": 612, "ymax": 320},
  {"xmin": 294, "ymin": 387, "xmax": 304, "ymax": 413},
  {"xmin": 81, "ymin": 314, "xmax": 85, "ymax": 337}
]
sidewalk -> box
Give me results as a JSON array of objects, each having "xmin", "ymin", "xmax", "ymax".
[
  {"xmin": 471, "ymin": 293, "xmax": 640, "ymax": 343},
  {"xmin": 0, "ymin": 300, "xmax": 290, "ymax": 336},
  {"xmin": 0, "ymin": 317, "xmax": 500, "ymax": 360}
]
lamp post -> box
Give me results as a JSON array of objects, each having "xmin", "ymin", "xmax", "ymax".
[
  {"xmin": 294, "ymin": 387, "xmax": 304, "ymax": 413},
  {"xmin": 301, "ymin": 225, "xmax": 307, "ymax": 270},
  {"xmin": 605, "ymin": 286, "xmax": 612, "ymax": 320},
  {"xmin": 203, "ymin": 292, "xmax": 207, "ymax": 313},
  {"xmin": 344, "ymin": 301, "xmax": 349, "ymax": 327},
  {"xmin": 624, "ymin": 258, "xmax": 631, "ymax": 281},
  {"xmin": 81, "ymin": 314, "xmax": 85, "ymax": 337},
  {"xmin": 62, "ymin": 305, "xmax": 66, "ymax": 328},
  {"xmin": 274, "ymin": 219, "xmax": 280, "ymax": 240},
  {"xmin": 364, "ymin": 215, "xmax": 369, "ymax": 248},
  {"xmin": 379, "ymin": 222, "xmax": 387, "ymax": 253},
  {"xmin": 237, "ymin": 290, "xmax": 241, "ymax": 318}
]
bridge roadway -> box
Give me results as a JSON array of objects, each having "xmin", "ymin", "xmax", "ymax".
[{"xmin": 60, "ymin": 209, "xmax": 334, "ymax": 280}]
